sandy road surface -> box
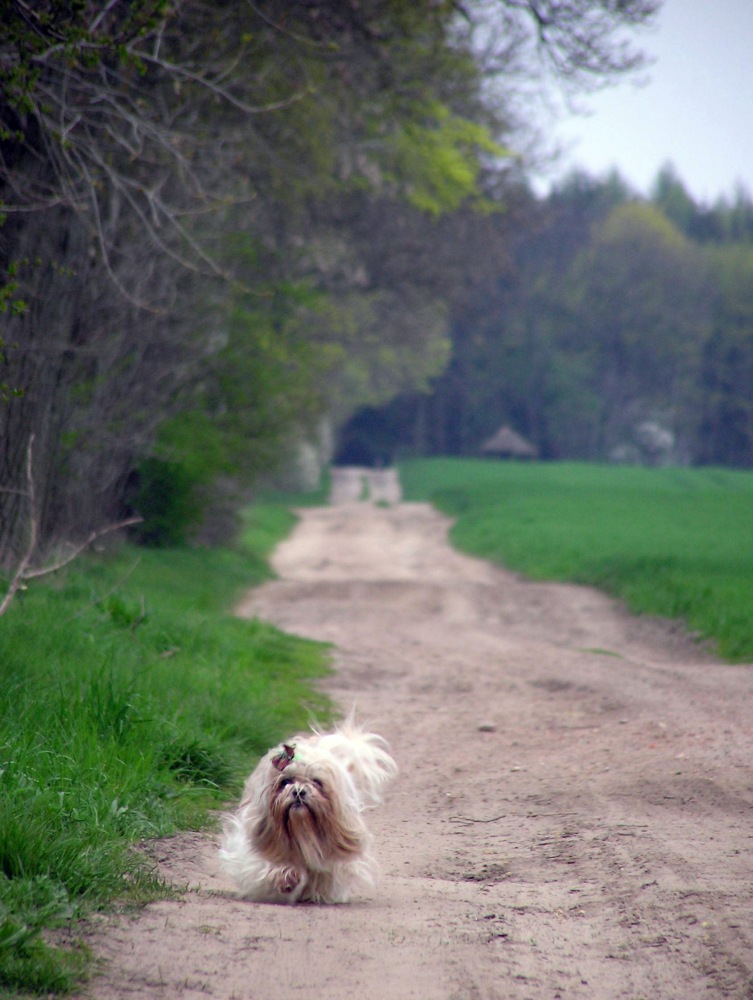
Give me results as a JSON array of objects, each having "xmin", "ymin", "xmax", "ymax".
[{"xmin": 81, "ymin": 468, "xmax": 753, "ymax": 999}]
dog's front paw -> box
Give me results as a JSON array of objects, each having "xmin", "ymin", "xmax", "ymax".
[{"xmin": 274, "ymin": 867, "xmax": 302, "ymax": 896}]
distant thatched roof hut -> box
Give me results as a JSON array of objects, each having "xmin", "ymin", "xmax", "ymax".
[{"xmin": 480, "ymin": 425, "xmax": 538, "ymax": 459}]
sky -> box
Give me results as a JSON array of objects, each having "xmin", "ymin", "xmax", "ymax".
[{"xmin": 541, "ymin": 0, "xmax": 753, "ymax": 204}]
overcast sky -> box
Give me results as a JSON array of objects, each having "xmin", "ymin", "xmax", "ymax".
[{"xmin": 540, "ymin": 0, "xmax": 753, "ymax": 204}]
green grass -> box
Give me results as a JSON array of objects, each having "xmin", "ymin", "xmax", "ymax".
[
  {"xmin": 0, "ymin": 504, "xmax": 331, "ymax": 995},
  {"xmin": 400, "ymin": 458, "xmax": 753, "ymax": 662}
]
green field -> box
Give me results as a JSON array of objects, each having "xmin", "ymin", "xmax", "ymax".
[
  {"xmin": 400, "ymin": 458, "xmax": 753, "ymax": 663},
  {"xmin": 0, "ymin": 504, "xmax": 331, "ymax": 995}
]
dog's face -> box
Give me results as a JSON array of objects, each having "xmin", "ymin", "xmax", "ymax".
[
  {"xmin": 251, "ymin": 757, "xmax": 365, "ymax": 870},
  {"xmin": 272, "ymin": 767, "xmax": 330, "ymax": 831}
]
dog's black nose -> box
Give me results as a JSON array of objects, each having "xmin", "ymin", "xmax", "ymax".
[{"xmin": 292, "ymin": 786, "xmax": 307, "ymax": 801}]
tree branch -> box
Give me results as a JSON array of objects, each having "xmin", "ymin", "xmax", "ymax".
[{"xmin": 22, "ymin": 516, "xmax": 144, "ymax": 580}]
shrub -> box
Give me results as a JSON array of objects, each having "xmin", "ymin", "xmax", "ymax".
[{"xmin": 132, "ymin": 457, "xmax": 202, "ymax": 547}]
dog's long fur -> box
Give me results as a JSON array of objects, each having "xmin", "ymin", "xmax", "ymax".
[{"xmin": 219, "ymin": 719, "xmax": 397, "ymax": 904}]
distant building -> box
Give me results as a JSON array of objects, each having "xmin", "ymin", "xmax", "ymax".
[{"xmin": 479, "ymin": 425, "xmax": 539, "ymax": 460}]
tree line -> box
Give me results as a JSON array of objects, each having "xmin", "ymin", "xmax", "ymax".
[
  {"xmin": 347, "ymin": 165, "xmax": 753, "ymax": 469},
  {"xmin": 1, "ymin": 0, "xmax": 658, "ymax": 565}
]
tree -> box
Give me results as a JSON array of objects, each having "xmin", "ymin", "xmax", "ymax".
[
  {"xmin": 0, "ymin": 0, "xmax": 660, "ymax": 564},
  {"xmin": 353, "ymin": 171, "xmax": 717, "ymax": 466},
  {"xmin": 0, "ymin": 0, "xmax": 494, "ymax": 560},
  {"xmin": 360, "ymin": 170, "xmax": 632, "ymax": 460},
  {"xmin": 696, "ymin": 245, "xmax": 753, "ymax": 466},
  {"xmin": 563, "ymin": 202, "xmax": 708, "ymax": 459}
]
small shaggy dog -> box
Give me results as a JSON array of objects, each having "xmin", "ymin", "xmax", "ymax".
[{"xmin": 219, "ymin": 719, "xmax": 397, "ymax": 904}]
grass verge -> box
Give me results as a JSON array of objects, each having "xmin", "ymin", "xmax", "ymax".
[
  {"xmin": 400, "ymin": 458, "xmax": 753, "ymax": 662},
  {"xmin": 0, "ymin": 503, "xmax": 331, "ymax": 995}
]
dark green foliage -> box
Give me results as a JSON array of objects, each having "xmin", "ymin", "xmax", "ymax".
[{"xmin": 132, "ymin": 457, "xmax": 202, "ymax": 547}]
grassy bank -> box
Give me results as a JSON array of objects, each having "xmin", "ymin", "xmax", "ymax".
[
  {"xmin": 0, "ymin": 504, "xmax": 331, "ymax": 995},
  {"xmin": 401, "ymin": 458, "xmax": 753, "ymax": 663}
]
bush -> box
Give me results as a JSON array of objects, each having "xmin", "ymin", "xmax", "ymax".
[{"xmin": 132, "ymin": 457, "xmax": 202, "ymax": 547}]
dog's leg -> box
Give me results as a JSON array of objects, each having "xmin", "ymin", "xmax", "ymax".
[{"xmin": 273, "ymin": 865, "xmax": 307, "ymax": 903}]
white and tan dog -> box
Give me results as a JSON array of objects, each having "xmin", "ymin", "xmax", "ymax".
[{"xmin": 219, "ymin": 719, "xmax": 397, "ymax": 904}]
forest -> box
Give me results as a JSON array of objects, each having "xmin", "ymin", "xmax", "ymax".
[
  {"xmin": 345, "ymin": 166, "xmax": 753, "ymax": 468},
  {"xmin": 4, "ymin": 0, "xmax": 751, "ymax": 569}
]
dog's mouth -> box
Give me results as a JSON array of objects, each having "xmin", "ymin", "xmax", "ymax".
[
  {"xmin": 282, "ymin": 797, "xmax": 319, "ymax": 846},
  {"xmin": 283, "ymin": 792, "xmax": 315, "ymax": 820},
  {"xmin": 288, "ymin": 800, "xmax": 310, "ymax": 812}
]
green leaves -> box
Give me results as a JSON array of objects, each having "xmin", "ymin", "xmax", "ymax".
[{"xmin": 383, "ymin": 101, "xmax": 509, "ymax": 215}]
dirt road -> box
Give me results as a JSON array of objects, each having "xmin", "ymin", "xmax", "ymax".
[{"xmin": 84, "ymin": 468, "xmax": 753, "ymax": 999}]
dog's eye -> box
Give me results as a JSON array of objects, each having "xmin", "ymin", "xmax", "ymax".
[
  {"xmin": 278, "ymin": 777, "xmax": 292, "ymax": 788},
  {"xmin": 312, "ymin": 779, "xmax": 324, "ymax": 791}
]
